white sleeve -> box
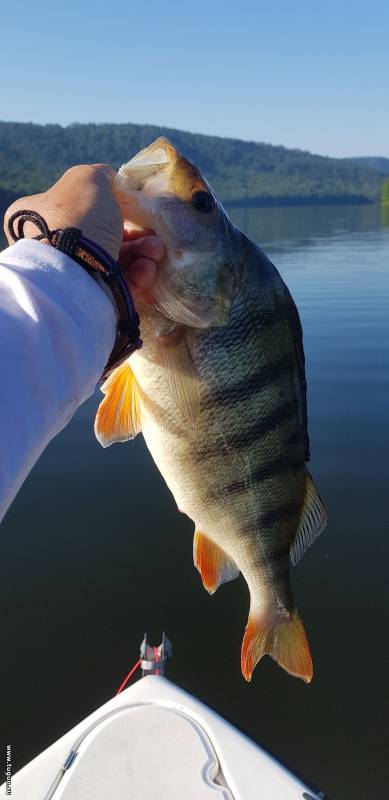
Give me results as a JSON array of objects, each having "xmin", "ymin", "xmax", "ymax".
[{"xmin": 0, "ymin": 239, "xmax": 117, "ymax": 523}]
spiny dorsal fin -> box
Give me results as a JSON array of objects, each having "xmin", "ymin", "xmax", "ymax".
[
  {"xmin": 159, "ymin": 332, "xmax": 200, "ymax": 423},
  {"xmin": 193, "ymin": 530, "xmax": 239, "ymax": 595},
  {"xmin": 94, "ymin": 361, "xmax": 141, "ymax": 448},
  {"xmin": 290, "ymin": 472, "xmax": 327, "ymax": 566},
  {"xmin": 241, "ymin": 609, "xmax": 313, "ymax": 683}
]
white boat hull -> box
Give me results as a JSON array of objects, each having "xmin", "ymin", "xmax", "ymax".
[{"xmin": 2, "ymin": 676, "xmax": 323, "ymax": 800}]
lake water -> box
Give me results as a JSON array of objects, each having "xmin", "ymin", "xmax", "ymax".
[{"xmin": 1, "ymin": 204, "xmax": 388, "ymax": 799}]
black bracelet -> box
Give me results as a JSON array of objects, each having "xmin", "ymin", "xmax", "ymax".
[{"xmin": 7, "ymin": 209, "xmax": 142, "ymax": 380}]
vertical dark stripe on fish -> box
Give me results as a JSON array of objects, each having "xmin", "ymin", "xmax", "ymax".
[
  {"xmin": 259, "ymin": 501, "xmax": 300, "ymax": 528},
  {"xmin": 198, "ymin": 302, "xmax": 290, "ymax": 354},
  {"xmin": 261, "ymin": 539, "xmax": 292, "ymax": 583},
  {"xmin": 203, "ymin": 355, "xmax": 292, "ymax": 408},
  {"xmin": 222, "ymin": 453, "xmax": 303, "ymax": 495},
  {"xmin": 200, "ymin": 398, "xmax": 300, "ymax": 458}
]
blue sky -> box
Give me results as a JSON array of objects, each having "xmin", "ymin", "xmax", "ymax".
[{"xmin": 1, "ymin": 0, "xmax": 388, "ymax": 157}]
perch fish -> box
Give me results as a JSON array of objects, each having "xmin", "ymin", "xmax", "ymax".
[{"xmin": 95, "ymin": 137, "xmax": 327, "ymax": 683}]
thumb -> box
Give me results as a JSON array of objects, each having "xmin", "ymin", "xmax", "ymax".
[{"xmin": 89, "ymin": 163, "xmax": 117, "ymax": 185}]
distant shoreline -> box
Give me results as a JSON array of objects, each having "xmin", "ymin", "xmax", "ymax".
[
  {"xmin": 0, "ymin": 188, "xmax": 374, "ymax": 218},
  {"xmin": 223, "ymin": 195, "xmax": 373, "ymax": 208}
]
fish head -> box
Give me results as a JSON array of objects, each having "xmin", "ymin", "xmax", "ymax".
[{"xmin": 114, "ymin": 137, "xmax": 240, "ymax": 328}]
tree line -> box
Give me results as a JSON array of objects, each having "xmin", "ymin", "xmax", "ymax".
[{"xmin": 0, "ymin": 121, "xmax": 385, "ymax": 205}]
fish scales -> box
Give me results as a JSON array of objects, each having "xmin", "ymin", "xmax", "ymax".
[
  {"xmin": 186, "ymin": 253, "xmax": 305, "ymax": 591},
  {"xmin": 96, "ymin": 137, "xmax": 327, "ymax": 683}
]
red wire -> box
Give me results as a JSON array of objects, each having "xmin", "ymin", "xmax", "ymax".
[
  {"xmin": 115, "ymin": 645, "xmax": 162, "ymax": 695},
  {"xmin": 153, "ymin": 646, "xmax": 160, "ymax": 676},
  {"xmin": 115, "ymin": 659, "xmax": 141, "ymax": 695}
]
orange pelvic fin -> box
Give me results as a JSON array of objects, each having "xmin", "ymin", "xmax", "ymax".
[
  {"xmin": 94, "ymin": 361, "xmax": 141, "ymax": 448},
  {"xmin": 193, "ymin": 530, "xmax": 239, "ymax": 594},
  {"xmin": 241, "ymin": 609, "xmax": 313, "ymax": 684}
]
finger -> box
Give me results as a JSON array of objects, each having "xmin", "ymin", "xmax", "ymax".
[
  {"xmin": 89, "ymin": 163, "xmax": 116, "ymax": 183},
  {"xmin": 60, "ymin": 164, "xmax": 116, "ymax": 187},
  {"xmin": 119, "ymin": 236, "xmax": 164, "ymax": 268},
  {"xmin": 123, "ymin": 227, "xmax": 155, "ymax": 241},
  {"xmin": 125, "ymin": 257, "xmax": 157, "ymax": 292}
]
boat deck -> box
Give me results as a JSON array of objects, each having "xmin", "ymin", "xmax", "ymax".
[{"xmin": 3, "ymin": 675, "xmax": 324, "ymax": 800}]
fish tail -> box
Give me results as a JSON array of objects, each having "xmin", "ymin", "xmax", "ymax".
[{"xmin": 241, "ymin": 608, "xmax": 313, "ymax": 684}]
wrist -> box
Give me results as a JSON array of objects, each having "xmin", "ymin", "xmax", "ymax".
[
  {"xmin": 92, "ymin": 272, "xmax": 118, "ymax": 315},
  {"xmin": 7, "ymin": 210, "xmax": 142, "ymax": 379}
]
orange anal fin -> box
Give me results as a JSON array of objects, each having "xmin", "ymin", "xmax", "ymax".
[
  {"xmin": 193, "ymin": 530, "xmax": 239, "ymax": 595},
  {"xmin": 241, "ymin": 609, "xmax": 313, "ymax": 684},
  {"xmin": 94, "ymin": 361, "xmax": 141, "ymax": 448}
]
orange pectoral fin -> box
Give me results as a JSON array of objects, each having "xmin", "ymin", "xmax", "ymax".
[
  {"xmin": 193, "ymin": 530, "xmax": 239, "ymax": 595},
  {"xmin": 241, "ymin": 609, "xmax": 313, "ymax": 684},
  {"xmin": 94, "ymin": 361, "xmax": 142, "ymax": 448}
]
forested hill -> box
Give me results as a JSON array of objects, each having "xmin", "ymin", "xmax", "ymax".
[
  {"xmin": 0, "ymin": 121, "xmax": 384, "ymax": 208},
  {"xmin": 348, "ymin": 156, "xmax": 389, "ymax": 176}
]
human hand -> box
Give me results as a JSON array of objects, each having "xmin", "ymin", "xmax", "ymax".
[
  {"xmin": 4, "ymin": 164, "xmax": 123, "ymax": 260},
  {"xmin": 3, "ymin": 164, "xmax": 164, "ymax": 297},
  {"xmin": 119, "ymin": 229, "xmax": 164, "ymax": 302}
]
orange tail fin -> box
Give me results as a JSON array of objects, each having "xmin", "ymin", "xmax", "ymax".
[{"xmin": 241, "ymin": 609, "xmax": 313, "ymax": 684}]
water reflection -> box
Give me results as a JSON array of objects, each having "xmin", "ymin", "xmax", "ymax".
[
  {"xmin": 1, "ymin": 204, "xmax": 389, "ymax": 800},
  {"xmin": 230, "ymin": 203, "xmax": 383, "ymax": 252}
]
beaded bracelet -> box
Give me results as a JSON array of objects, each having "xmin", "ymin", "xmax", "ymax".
[{"xmin": 7, "ymin": 209, "xmax": 142, "ymax": 380}]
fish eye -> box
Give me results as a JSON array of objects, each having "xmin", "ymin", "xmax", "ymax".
[{"xmin": 191, "ymin": 191, "xmax": 215, "ymax": 213}]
